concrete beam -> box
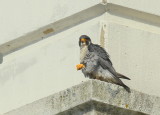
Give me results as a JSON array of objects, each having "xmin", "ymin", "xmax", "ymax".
[
  {"xmin": 1, "ymin": 0, "xmax": 160, "ymax": 62},
  {"xmin": 4, "ymin": 80, "xmax": 160, "ymax": 115},
  {"xmin": 0, "ymin": 4, "xmax": 106, "ymax": 57},
  {"xmin": 107, "ymin": 0, "xmax": 160, "ymax": 16}
]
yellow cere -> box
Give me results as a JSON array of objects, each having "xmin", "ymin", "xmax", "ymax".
[{"xmin": 81, "ymin": 38, "xmax": 87, "ymax": 42}]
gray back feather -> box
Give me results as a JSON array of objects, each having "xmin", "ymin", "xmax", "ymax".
[
  {"xmin": 88, "ymin": 44, "xmax": 112, "ymax": 65},
  {"xmin": 88, "ymin": 44, "xmax": 118, "ymax": 78}
]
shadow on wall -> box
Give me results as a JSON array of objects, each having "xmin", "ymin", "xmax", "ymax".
[{"xmin": 0, "ymin": 53, "xmax": 3, "ymax": 64}]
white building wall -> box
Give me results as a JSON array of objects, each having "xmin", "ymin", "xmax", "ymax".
[
  {"xmin": 1, "ymin": 0, "xmax": 160, "ymax": 114},
  {"xmin": 0, "ymin": 0, "xmax": 99, "ymax": 45},
  {"xmin": 0, "ymin": 15, "xmax": 103, "ymax": 114}
]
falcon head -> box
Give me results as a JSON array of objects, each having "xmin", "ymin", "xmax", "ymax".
[{"xmin": 79, "ymin": 35, "xmax": 91, "ymax": 47}]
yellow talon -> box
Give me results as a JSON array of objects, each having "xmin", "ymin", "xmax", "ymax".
[{"xmin": 76, "ymin": 64, "xmax": 85, "ymax": 70}]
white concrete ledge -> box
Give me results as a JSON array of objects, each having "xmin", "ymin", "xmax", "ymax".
[{"xmin": 4, "ymin": 80, "xmax": 160, "ymax": 115}]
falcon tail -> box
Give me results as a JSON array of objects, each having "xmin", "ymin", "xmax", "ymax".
[
  {"xmin": 117, "ymin": 73, "xmax": 131, "ymax": 80},
  {"xmin": 123, "ymin": 84, "xmax": 131, "ymax": 93}
]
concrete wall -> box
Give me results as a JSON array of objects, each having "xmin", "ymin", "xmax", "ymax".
[
  {"xmin": 0, "ymin": 0, "xmax": 100, "ymax": 45},
  {"xmin": 0, "ymin": 15, "xmax": 103, "ymax": 114},
  {"xmin": 5, "ymin": 80, "xmax": 160, "ymax": 115},
  {"xmin": 103, "ymin": 4, "xmax": 160, "ymax": 98},
  {"xmin": 1, "ymin": 0, "xmax": 160, "ymax": 114}
]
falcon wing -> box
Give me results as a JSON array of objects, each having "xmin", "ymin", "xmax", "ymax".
[
  {"xmin": 88, "ymin": 43, "xmax": 118, "ymax": 77},
  {"xmin": 88, "ymin": 43, "xmax": 130, "ymax": 91},
  {"xmin": 88, "ymin": 43, "xmax": 112, "ymax": 65}
]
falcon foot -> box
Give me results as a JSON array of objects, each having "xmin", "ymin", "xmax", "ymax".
[{"xmin": 76, "ymin": 64, "xmax": 85, "ymax": 70}]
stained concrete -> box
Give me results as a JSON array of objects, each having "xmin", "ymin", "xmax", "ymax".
[
  {"xmin": 1, "ymin": 0, "xmax": 160, "ymax": 114},
  {"xmin": 4, "ymin": 80, "xmax": 160, "ymax": 115},
  {"xmin": 0, "ymin": 4, "xmax": 106, "ymax": 56}
]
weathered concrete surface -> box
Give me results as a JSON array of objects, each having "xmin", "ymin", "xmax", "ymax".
[
  {"xmin": 0, "ymin": 15, "xmax": 102, "ymax": 114},
  {"xmin": 0, "ymin": 0, "xmax": 101, "ymax": 45},
  {"xmin": 0, "ymin": 4, "xmax": 106, "ymax": 56},
  {"xmin": 107, "ymin": 0, "xmax": 160, "ymax": 16},
  {"xmin": 4, "ymin": 80, "xmax": 160, "ymax": 115},
  {"xmin": 1, "ymin": 0, "xmax": 160, "ymax": 114}
]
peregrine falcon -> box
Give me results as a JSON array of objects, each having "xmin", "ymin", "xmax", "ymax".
[{"xmin": 76, "ymin": 35, "xmax": 131, "ymax": 93}]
